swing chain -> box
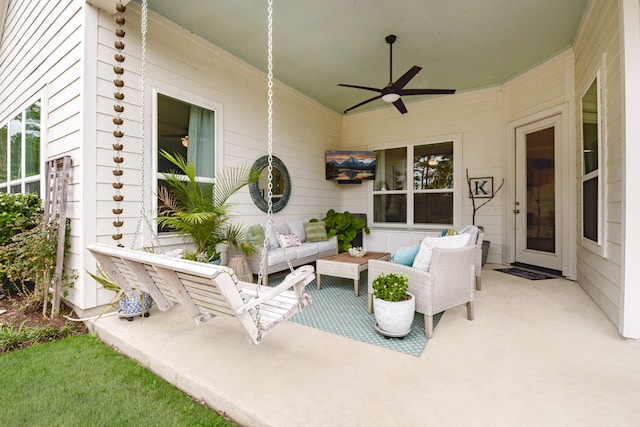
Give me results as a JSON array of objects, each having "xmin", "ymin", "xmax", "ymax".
[
  {"xmin": 255, "ymin": 0, "xmax": 276, "ymax": 341},
  {"xmin": 132, "ymin": 0, "xmax": 160, "ymax": 249}
]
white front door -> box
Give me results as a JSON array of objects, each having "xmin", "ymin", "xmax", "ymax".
[{"xmin": 514, "ymin": 115, "xmax": 562, "ymax": 271}]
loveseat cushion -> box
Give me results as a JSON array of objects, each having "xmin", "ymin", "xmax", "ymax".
[
  {"xmin": 287, "ymin": 220, "xmax": 307, "ymax": 243},
  {"xmin": 306, "ymin": 239, "xmax": 336, "ymax": 253},
  {"xmin": 412, "ymin": 233, "xmax": 471, "ymax": 272},
  {"xmin": 266, "ymin": 249, "xmax": 299, "ymax": 265},
  {"xmin": 263, "ymin": 223, "xmax": 290, "ymax": 249},
  {"xmin": 292, "ymin": 244, "xmax": 319, "ymax": 258},
  {"xmin": 277, "ymin": 232, "xmax": 302, "ymax": 248},
  {"xmin": 304, "ymin": 220, "xmax": 328, "ymax": 242},
  {"xmin": 248, "ymin": 224, "xmax": 266, "ymax": 247}
]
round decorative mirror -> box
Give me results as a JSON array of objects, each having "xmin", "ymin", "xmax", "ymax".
[{"xmin": 249, "ymin": 155, "xmax": 291, "ymax": 213}]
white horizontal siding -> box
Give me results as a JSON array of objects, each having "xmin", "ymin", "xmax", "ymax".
[
  {"xmin": 0, "ymin": 0, "xmax": 86, "ymax": 306},
  {"xmin": 574, "ymin": 0, "xmax": 624, "ymax": 331},
  {"xmin": 344, "ymin": 49, "xmax": 576, "ymax": 267},
  {"xmin": 91, "ymin": 3, "xmax": 343, "ymax": 252},
  {"xmin": 343, "ymin": 87, "xmax": 504, "ymax": 263}
]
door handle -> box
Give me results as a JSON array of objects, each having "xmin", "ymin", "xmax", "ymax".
[{"xmin": 514, "ymin": 209, "xmax": 520, "ymax": 214}]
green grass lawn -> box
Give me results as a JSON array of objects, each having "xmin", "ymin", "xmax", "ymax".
[{"xmin": 0, "ymin": 334, "xmax": 236, "ymax": 426}]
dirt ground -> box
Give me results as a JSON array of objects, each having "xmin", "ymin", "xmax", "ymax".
[{"xmin": 0, "ymin": 290, "xmax": 88, "ymax": 338}]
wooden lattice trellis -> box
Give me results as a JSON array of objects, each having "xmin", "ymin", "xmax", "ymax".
[{"xmin": 43, "ymin": 156, "xmax": 71, "ymax": 317}]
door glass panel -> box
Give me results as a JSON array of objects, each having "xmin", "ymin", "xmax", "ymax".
[{"xmin": 526, "ymin": 127, "xmax": 555, "ymax": 253}]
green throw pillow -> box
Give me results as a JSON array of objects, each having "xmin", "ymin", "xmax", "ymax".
[
  {"xmin": 304, "ymin": 221, "xmax": 328, "ymax": 243},
  {"xmin": 247, "ymin": 224, "xmax": 265, "ymax": 247}
]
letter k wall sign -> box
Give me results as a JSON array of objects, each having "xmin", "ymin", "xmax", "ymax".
[{"xmin": 469, "ymin": 177, "xmax": 493, "ymax": 198}]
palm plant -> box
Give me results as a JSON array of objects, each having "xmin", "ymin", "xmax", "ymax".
[{"xmin": 156, "ymin": 150, "xmax": 259, "ymax": 262}]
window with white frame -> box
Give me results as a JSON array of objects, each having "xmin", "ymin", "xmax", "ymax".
[
  {"xmin": 373, "ymin": 139, "xmax": 458, "ymax": 226},
  {"xmin": 156, "ymin": 92, "xmax": 218, "ymax": 233},
  {"xmin": 0, "ymin": 100, "xmax": 41, "ymax": 195},
  {"xmin": 581, "ymin": 75, "xmax": 601, "ymax": 245}
]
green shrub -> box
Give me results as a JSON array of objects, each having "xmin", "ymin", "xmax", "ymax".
[
  {"xmin": 323, "ymin": 209, "xmax": 370, "ymax": 253},
  {"xmin": 0, "ymin": 193, "xmax": 42, "ymax": 246},
  {"xmin": 0, "ymin": 206, "xmax": 74, "ymax": 312}
]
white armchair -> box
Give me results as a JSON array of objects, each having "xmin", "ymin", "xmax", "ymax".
[
  {"xmin": 473, "ymin": 230, "xmax": 485, "ymax": 290},
  {"xmin": 368, "ymin": 245, "xmax": 476, "ymax": 338}
]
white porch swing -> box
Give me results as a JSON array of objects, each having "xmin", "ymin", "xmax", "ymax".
[{"xmin": 88, "ymin": 0, "xmax": 316, "ymax": 345}]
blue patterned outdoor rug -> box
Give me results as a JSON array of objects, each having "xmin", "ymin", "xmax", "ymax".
[
  {"xmin": 271, "ymin": 271, "xmax": 442, "ymax": 357},
  {"xmin": 495, "ymin": 267, "xmax": 554, "ymax": 280}
]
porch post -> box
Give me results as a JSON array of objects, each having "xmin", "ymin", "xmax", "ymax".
[{"xmin": 619, "ymin": 0, "xmax": 640, "ymax": 339}]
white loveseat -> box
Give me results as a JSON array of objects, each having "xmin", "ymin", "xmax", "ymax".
[{"xmin": 246, "ymin": 220, "xmax": 338, "ymax": 285}]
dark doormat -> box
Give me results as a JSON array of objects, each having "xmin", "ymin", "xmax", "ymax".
[{"xmin": 494, "ymin": 267, "xmax": 555, "ymax": 280}]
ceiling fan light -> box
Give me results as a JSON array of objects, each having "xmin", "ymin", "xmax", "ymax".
[{"xmin": 382, "ymin": 93, "xmax": 400, "ymax": 103}]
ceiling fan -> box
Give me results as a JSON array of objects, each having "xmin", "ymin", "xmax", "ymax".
[{"xmin": 338, "ymin": 34, "xmax": 456, "ymax": 114}]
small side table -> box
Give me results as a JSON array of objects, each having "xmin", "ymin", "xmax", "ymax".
[
  {"xmin": 228, "ymin": 255, "xmax": 254, "ymax": 283},
  {"xmin": 316, "ymin": 251, "xmax": 391, "ymax": 296}
]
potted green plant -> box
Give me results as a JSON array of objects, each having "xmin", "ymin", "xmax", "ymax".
[
  {"xmin": 323, "ymin": 209, "xmax": 370, "ymax": 253},
  {"xmin": 156, "ymin": 150, "xmax": 259, "ymax": 264},
  {"xmin": 87, "ymin": 265, "xmax": 152, "ymax": 321},
  {"xmin": 371, "ymin": 272, "xmax": 415, "ymax": 338}
]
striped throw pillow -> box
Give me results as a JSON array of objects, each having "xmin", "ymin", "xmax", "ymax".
[{"xmin": 303, "ymin": 221, "xmax": 328, "ymax": 242}]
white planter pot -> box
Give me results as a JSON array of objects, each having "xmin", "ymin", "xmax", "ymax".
[
  {"xmin": 216, "ymin": 243, "xmax": 229, "ymax": 266},
  {"xmin": 373, "ymin": 292, "xmax": 415, "ymax": 337}
]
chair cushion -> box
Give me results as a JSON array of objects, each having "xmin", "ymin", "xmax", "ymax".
[
  {"xmin": 304, "ymin": 220, "xmax": 328, "ymax": 242},
  {"xmin": 458, "ymin": 225, "xmax": 480, "ymax": 245},
  {"xmin": 441, "ymin": 228, "xmax": 457, "ymax": 236},
  {"xmin": 412, "ymin": 233, "xmax": 471, "ymax": 272},
  {"xmin": 391, "ymin": 244, "xmax": 420, "ymax": 266}
]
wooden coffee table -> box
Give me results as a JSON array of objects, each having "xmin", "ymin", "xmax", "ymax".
[{"xmin": 316, "ymin": 251, "xmax": 391, "ymax": 296}]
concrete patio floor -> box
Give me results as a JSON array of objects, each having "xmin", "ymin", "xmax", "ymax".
[{"xmin": 89, "ymin": 266, "xmax": 640, "ymax": 427}]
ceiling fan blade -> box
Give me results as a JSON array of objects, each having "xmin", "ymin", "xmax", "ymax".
[
  {"xmin": 391, "ymin": 66, "xmax": 422, "ymax": 90},
  {"xmin": 343, "ymin": 95, "xmax": 383, "ymax": 114},
  {"xmin": 392, "ymin": 98, "xmax": 408, "ymax": 114},
  {"xmin": 399, "ymin": 88, "xmax": 456, "ymax": 96},
  {"xmin": 338, "ymin": 83, "xmax": 382, "ymax": 94}
]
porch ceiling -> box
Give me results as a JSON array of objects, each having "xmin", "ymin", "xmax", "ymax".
[{"xmin": 136, "ymin": 0, "xmax": 588, "ymax": 115}]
